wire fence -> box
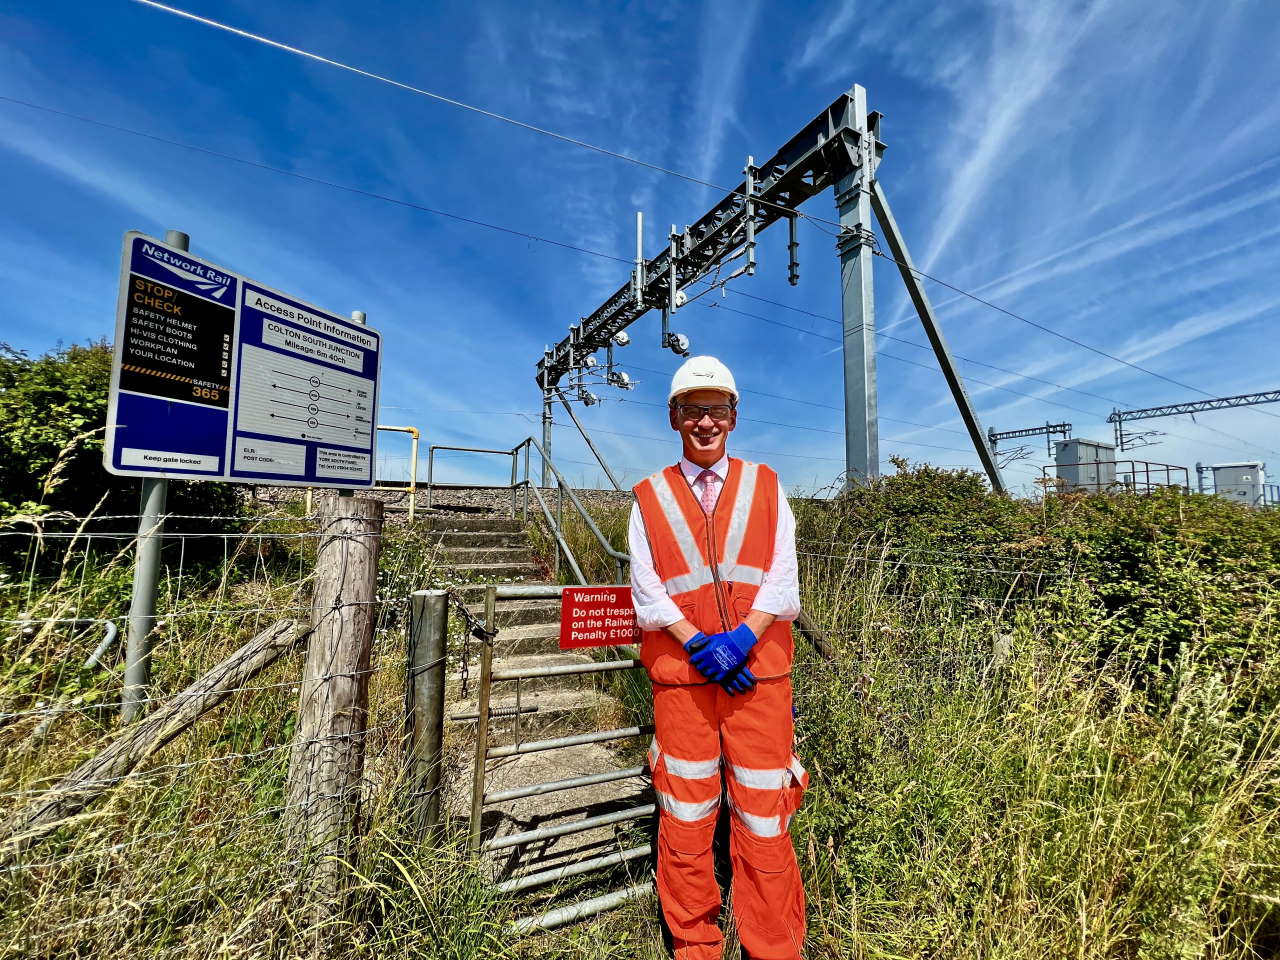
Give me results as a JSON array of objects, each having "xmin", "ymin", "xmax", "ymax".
[
  {"xmin": 0, "ymin": 498, "xmax": 453, "ymax": 954},
  {"xmin": 0, "ymin": 490, "xmax": 1103, "ymax": 952},
  {"xmin": 788, "ymin": 531, "xmax": 1083, "ymax": 718}
]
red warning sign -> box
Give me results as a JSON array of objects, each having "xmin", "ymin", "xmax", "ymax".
[{"xmin": 559, "ymin": 586, "xmax": 641, "ymax": 650}]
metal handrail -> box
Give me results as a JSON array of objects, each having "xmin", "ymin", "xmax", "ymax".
[
  {"xmin": 516, "ymin": 434, "xmax": 630, "ymax": 584},
  {"xmin": 419, "ymin": 436, "xmax": 627, "ymax": 579},
  {"xmin": 425, "ymin": 443, "xmax": 523, "ymax": 514},
  {"xmin": 525, "ymin": 480, "xmax": 587, "ymax": 585},
  {"xmin": 374, "ymin": 425, "xmax": 420, "ymax": 520}
]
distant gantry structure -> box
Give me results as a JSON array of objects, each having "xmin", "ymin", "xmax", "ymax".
[
  {"xmin": 1108, "ymin": 389, "xmax": 1280, "ymax": 451},
  {"xmin": 988, "ymin": 422, "xmax": 1073, "ymax": 458}
]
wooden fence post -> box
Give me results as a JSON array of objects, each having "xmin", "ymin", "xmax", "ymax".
[
  {"xmin": 992, "ymin": 632, "xmax": 1013, "ymax": 671},
  {"xmin": 405, "ymin": 589, "xmax": 448, "ymax": 838},
  {"xmin": 285, "ymin": 493, "xmax": 383, "ymax": 939}
]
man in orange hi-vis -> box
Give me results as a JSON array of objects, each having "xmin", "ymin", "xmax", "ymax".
[{"xmin": 629, "ymin": 355, "xmax": 806, "ymax": 960}]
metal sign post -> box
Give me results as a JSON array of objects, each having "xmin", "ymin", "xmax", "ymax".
[{"xmin": 122, "ymin": 229, "xmax": 185, "ymax": 722}]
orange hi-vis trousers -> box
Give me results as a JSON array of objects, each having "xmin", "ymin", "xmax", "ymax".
[{"xmin": 649, "ymin": 677, "xmax": 807, "ymax": 960}]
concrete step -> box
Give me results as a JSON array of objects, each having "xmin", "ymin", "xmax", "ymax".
[
  {"xmin": 491, "ymin": 599, "xmax": 562, "ymax": 629},
  {"xmin": 424, "ymin": 514, "xmax": 525, "ymax": 533},
  {"xmin": 449, "ymin": 561, "xmax": 543, "ymax": 580},
  {"xmin": 488, "ymin": 652, "xmax": 601, "ymax": 694},
  {"xmin": 492, "ymin": 621, "xmax": 562, "ymax": 655},
  {"xmin": 429, "ymin": 530, "xmax": 528, "ymax": 548},
  {"xmin": 440, "ymin": 546, "xmax": 537, "ymax": 565}
]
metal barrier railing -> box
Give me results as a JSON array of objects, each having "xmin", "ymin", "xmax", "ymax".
[
  {"xmin": 515, "ymin": 434, "xmax": 630, "ymax": 585},
  {"xmin": 423, "ymin": 436, "xmax": 629, "ymax": 585},
  {"xmin": 1043, "ymin": 459, "xmax": 1190, "ymax": 495},
  {"xmin": 374, "ymin": 425, "xmax": 421, "ymax": 520},
  {"xmin": 467, "ymin": 582, "xmax": 654, "ymax": 932},
  {"xmin": 425, "ymin": 443, "xmax": 523, "ymax": 516},
  {"xmin": 302, "ymin": 423, "xmax": 421, "ymax": 519}
]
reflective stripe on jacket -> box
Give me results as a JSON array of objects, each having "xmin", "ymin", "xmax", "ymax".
[{"xmin": 633, "ymin": 457, "xmax": 794, "ymax": 684}]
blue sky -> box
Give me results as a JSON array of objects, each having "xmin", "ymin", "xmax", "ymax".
[{"xmin": 1, "ymin": 0, "xmax": 1278, "ymax": 495}]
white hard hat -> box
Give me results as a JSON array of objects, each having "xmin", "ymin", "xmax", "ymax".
[{"xmin": 669, "ymin": 355, "xmax": 738, "ymax": 404}]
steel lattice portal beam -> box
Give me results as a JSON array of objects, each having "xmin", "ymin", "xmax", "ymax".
[
  {"xmin": 535, "ymin": 88, "xmax": 882, "ymax": 390},
  {"xmin": 538, "ymin": 84, "xmax": 1007, "ymax": 493},
  {"xmin": 988, "ymin": 422, "xmax": 1072, "ymax": 458},
  {"xmin": 1107, "ymin": 389, "xmax": 1280, "ymax": 423},
  {"xmin": 988, "ymin": 422, "xmax": 1072, "ymax": 446}
]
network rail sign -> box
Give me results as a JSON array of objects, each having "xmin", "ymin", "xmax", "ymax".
[{"xmin": 104, "ymin": 232, "xmax": 381, "ymax": 487}]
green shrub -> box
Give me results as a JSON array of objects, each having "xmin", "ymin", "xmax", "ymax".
[{"xmin": 0, "ymin": 340, "xmax": 242, "ymax": 522}]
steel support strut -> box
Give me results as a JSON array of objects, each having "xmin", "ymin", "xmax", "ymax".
[
  {"xmin": 870, "ymin": 181, "xmax": 1007, "ymax": 494},
  {"xmin": 555, "ymin": 388, "xmax": 622, "ymax": 491},
  {"xmin": 833, "ymin": 85, "xmax": 879, "ymax": 485}
]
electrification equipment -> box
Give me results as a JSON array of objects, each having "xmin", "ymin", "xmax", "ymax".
[
  {"xmin": 533, "ymin": 85, "xmax": 1006, "ymax": 494},
  {"xmin": 1054, "ymin": 438, "xmax": 1117, "ymax": 493},
  {"xmin": 1107, "ymin": 389, "xmax": 1280, "ymax": 451},
  {"xmin": 1050, "ymin": 438, "xmax": 1190, "ymax": 495},
  {"xmin": 1211, "ymin": 462, "xmax": 1268, "ymax": 508},
  {"xmin": 988, "ymin": 422, "xmax": 1072, "ymax": 458}
]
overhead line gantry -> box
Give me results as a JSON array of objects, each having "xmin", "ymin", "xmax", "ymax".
[
  {"xmin": 1107, "ymin": 389, "xmax": 1280, "ymax": 451},
  {"xmin": 988, "ymin": 422, "xmax": 1073, "ymax": 458},
  {"xmin": 536, "ymin": 85, "xmax": 1007, "ymax": 494}
]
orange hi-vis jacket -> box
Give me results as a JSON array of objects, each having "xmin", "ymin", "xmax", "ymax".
[{"xmin": 632, "ymin": 457, "xmax": 794, "ymax": 685}]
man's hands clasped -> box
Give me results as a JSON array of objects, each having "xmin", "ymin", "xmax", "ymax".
[{"xmin": 684, "ymin": 623, "xmax": 758, "ymax": 694}]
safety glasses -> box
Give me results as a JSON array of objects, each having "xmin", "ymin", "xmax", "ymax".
[{"xmin": 676, "ymin": 403, "xmax": 735, "ymax": 421}]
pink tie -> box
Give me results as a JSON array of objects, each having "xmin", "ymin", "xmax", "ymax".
[{"xmin": 697, "ymin": 469, "xmax": 718, "ymax": 515}]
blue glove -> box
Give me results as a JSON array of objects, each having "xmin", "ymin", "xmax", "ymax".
[
  {"xmin": 721, "ymin": 663, "xmax": 758, "ymax": 695},
  {"xmin": 682, "ymin": 632, "xmax": 707, "ymax": 656},
  {"xmin": 686, "ymin": 623, "xmax": 757, "ymax": 684}
]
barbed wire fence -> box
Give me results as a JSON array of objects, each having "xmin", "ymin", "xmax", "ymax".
[{"xmin": 0, "ymin": 493, "xmax": 464, "ymax": 956}]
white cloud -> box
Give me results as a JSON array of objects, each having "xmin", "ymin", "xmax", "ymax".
[
  {"xmin": 688, "ymin": 0, "xmax": 764, "ymax": 192},
  {"xmin": 789, "ymin": 1, "xmax": 859, "ymax": 79}
]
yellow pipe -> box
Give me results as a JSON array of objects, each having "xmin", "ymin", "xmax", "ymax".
[{"xmin": 377, "ymin": 425, "xmax": 421, "ymax": 521}]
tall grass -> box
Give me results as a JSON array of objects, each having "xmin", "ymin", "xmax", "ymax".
[
  {"xmin": 0, "ymin": 506, "xmax": 522, "ymax": 959},
  {"xmin": 2, "ymin": 467, "xmax": 1277, "ymax": 958},
  {"xmin": 537, "ymin": 469, "xmax": 1280, "ymax": 958}
]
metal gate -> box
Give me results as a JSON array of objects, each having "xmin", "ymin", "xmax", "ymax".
[{"xmin": 467, "ymin": 582, "xmax": 656, "ymax": 932}]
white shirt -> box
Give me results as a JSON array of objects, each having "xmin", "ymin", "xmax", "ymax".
[{"xmin": 628, "ymin": 454, "xmax": 801, "ymax": 630}]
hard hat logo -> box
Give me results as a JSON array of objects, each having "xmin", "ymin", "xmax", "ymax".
[{"xmin": 669, "ymin": 356, "xmax": 738, "ymax": 403}]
